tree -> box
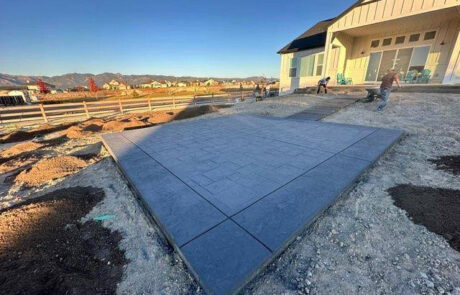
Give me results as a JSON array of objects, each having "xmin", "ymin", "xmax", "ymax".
[
  {"xmin": 88, "ymin": 77, "xmax": 99, "ymax": 92},
  {"xmin": 37, "ymin": 79, "xmax": 49, "ymax": 94}
]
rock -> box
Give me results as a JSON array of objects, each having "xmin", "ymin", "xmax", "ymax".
[{"xmin": 426, "ymin": 280, "xmax": 434, "ymax": 288}]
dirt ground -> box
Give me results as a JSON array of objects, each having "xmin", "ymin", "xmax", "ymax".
[
  {"xmin": 0, "ymin": 187, "xmax": 127, "ymax": 295},
  {"xmin": 0, "ymin": 93, "xmax": 459, "ymax": 295},
  {"xmin": 388, "ymin": 184, "xmax": 460, "ymax": 252},
  {"xmin": 430, "ymin": 155, "xmax": 460, "ymax": 176}
]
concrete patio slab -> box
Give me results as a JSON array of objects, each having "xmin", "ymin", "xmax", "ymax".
[{"xmin": 102, "ymin": 115, "xmax": 403, "ymax": 295}]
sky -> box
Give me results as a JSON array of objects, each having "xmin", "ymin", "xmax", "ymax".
[{"xmin": 0, "ymin": 0, "xmax": 353, "ymax": 78}]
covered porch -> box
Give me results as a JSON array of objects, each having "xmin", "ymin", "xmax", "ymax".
[{"xmin": 325, "ymin": 6, "xmax": 460, "ymax": 86}]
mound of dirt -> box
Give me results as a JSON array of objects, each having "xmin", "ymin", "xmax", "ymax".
[
  {"xmin": 0, "ymin": 186, "xmax": 127, "ymax": 295},
  {"xmin": 430, "ymin": 155, "xmax": 460, "ymax": 176},
  {"xmin": 0, "ymin": 153, "xmax": 41, "ymax": 174},
  {"xmin": 102, "ymin": 118, "xmax": 147, "ymax": 132},
  {"xmin": 0, "ymin": 141, "xmax": 44, "ymax": 158},
  {"xmin": 388, "ymin": 184, "xmax": 460, "ymax": 252},
  {"xmin": 15, "ymin": 156, "xmax": 87, "ymax": 187},
  {"xmin": 0, "ymin": 123, "xmax": 74, "ymax": 144}
]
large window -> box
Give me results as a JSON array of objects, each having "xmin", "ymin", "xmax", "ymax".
[
  {"xmin": 300, "ymin": 55, "xmax": 315, "ymax": 77},
  {"xmin": 366, "ymin": 46, "xmax": 431, "ymax": 82},
  {"xmin": 315, "ymin": 53, "xmax": 324, "ymax": 76},
  {"xmin": 289, "ymin": 58, "xmax": 298, "ymax": 78},
  {"xmin": 409, "ymin": 46, "xmax": 430, "ymax": 72}
]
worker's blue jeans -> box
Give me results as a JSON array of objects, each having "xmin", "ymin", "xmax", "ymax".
[{"xmin": 377, "ymin": 87, "xmax": 391, "ymax": 111}]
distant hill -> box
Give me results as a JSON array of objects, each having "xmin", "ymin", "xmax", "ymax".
[{"xmin": 0, "ymin": 73, "xmax": 278, "ymax": 89}]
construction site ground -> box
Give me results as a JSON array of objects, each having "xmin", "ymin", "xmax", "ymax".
[{"xmin": 0, "ymin": 92, "xmax": 459, "ymax": 295}]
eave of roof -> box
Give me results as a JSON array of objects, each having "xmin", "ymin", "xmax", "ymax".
[
  {"xmin": 277, "ymin": 0, "xmax": 367, "ymax": 55},
  {"xmin": 277, "ymin": 18, "xmax": 335, "ymax": 54}
]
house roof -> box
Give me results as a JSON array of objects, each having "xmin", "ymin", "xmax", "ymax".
[{"xmin": 277, "ymin": 18, "xmax": 335, "ymax": 54}]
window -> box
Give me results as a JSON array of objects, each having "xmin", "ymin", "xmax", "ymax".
[
  {"xmin": 371, "ymin": 40, "xmax": 380, "ymax": 48},
  {"xmin": 395, "ymin": 36, "xmax": 405, "ymax": 45},
  {"xmin": 289, "ymin": 58, "xmax": 298, "ymax": 77},
  {"xmin": 382, "ymin": 38, "xmax": 392, "ymax": 46},
  {"xmin": 315, "ymin": 53, "xmax": 324, "ymax": 76},
  {"xmin": 409, "ymin": 46, "xmax": 430, "ymax": 73},
  {"xmin": 424, "ymin": 31, "xmax": 436, "ymax": 40},
  {"xmin": 300, "ymin": 55, "xmax": 316, "ymax": 77},
  {"xmin": 409, "ymin": 33, "xmax": 420, "ymax": 42}
]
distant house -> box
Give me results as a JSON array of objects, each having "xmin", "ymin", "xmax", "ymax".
[
  {"xmin": 176, "ymin": 82, "xmax": 188, "ymax": 87},
  {"xmin": 102, "ymin": 80, "xmax": 131, "ymax": 90},
  {"xmin": 140, "ymin": 80, "xmax": 162, "ymax": 88},
  {"xmin": 278, "ymin": 0, "xmax": 460, "ymax": 94},
  {"xmin": 203, "ymin": 79, "xmax": 218, "ymax": 86},
  {"xmin": 159, "ymin": 80, "xmax": 172, "ymax": 88}
]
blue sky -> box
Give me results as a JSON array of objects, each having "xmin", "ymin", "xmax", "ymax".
[{"xmin": 0, "ymin": 0, "xmax": 353, "ymax": 78}]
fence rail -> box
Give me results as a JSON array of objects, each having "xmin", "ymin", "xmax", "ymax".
[{"xmin": 0, "ymin": 92, "xmax": 253, "ymax": 126}]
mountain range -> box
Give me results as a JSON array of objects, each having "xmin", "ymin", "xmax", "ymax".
[{"xmin": 0, "ymin": 73, "xmax": 277, "ymax": 89}]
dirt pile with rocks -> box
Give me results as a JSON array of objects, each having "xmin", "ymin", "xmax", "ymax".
[
  {"xmin": 15, "ymin": 156, "xmax": 88, "ymax": 187},
  {"xmin": 0, "ymin": 186, "xmax": 127, "ymax": 295}
]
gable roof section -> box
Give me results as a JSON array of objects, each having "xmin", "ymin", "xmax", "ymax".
[{"xmin": 277, "ymin": 18, "xmax": 335, "ymax": 54}]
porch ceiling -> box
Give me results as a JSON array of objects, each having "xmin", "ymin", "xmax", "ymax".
[{"xmin": 339, "ymin": 6, "xmax": 459, "ymax": 37}]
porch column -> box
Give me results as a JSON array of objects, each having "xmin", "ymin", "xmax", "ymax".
[
  {"xmin": 442, "ymin": 29, "xmax": 460, "ymax": 84},
  {"xmin": 323, "ymin": 31, "xmax": 334, "ymax": 82}
]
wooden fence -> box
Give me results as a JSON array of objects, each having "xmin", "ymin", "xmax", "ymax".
[{"xmin": 0, "ymin": 92, "xmax": 252, "ymax": 126}]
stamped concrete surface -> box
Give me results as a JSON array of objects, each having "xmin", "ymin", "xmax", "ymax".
[{"xmin": 102, "ymin": 115, "xmax": 403, "ymax": 295}]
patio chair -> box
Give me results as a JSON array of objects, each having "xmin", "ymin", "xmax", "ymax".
[
  {"xmin": 416, "ymin": 69, "xmax": 431, "ymax": 84},
  {"xmin": 337, "ymin": 73, "xmax": 353, "ymax": 85},
  {"xmin": 403, "ymin": 70, "xmax": 417, "ymax": 84}
]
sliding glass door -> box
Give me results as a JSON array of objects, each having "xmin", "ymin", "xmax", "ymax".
[
  {"xmin": 377, "ymin": 50, "xmax": 397, "ymax": 81},
  {"xmin": 366, "ymin": 46, "xmax": 431, "ymax": 82},
  {"xmin": 394, "ymin": 48, "xmax": 413, "ymax": 76},
  {"xmin": 365, "ymin": 52, "xmax": 382, "ymax": 82},
  {"xmin": 409, "ymin": 46, "xmax": 430, "ymax": 73}
]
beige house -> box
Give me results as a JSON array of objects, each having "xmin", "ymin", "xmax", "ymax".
[
  {"xmin": 140, "ymin": 80, "xmax": 162, "ymax": 88},
  {"xmin": 102, "ymin": 80, "xmax": 131, "ymax": 90},
  {"xmin": 278, "ymin": 0, "xmax": 460, "ymax": 94},
  {"xmin": 203, "ymin": 79, "xmax": 218, "ymax": 86}
]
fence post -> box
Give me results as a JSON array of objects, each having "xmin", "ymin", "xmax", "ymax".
[
  {"xmin": 118, "ymin": 99, "xmax": 124, "ymax": 114},
  {"xmin": 83, "ymin": 101, "xmax": 90, "ymax": 118},
  {"xmin": 148, "ymin": 98, "xmax": 152, "ymax": 111},
  {"xmin": 39, "ymin": 104, "xmax": 48, "ymax": 123}
]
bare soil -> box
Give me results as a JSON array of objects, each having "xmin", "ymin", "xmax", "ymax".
[
  {"xmin": 0, "ymin": 186, "xmax": 127, "ymax": 295},
  {"xmin": 15, "ymin": 156, "xmax": 88, "ymax": 187},
  {"xmin": 0, "ymin": 123, "xmax": 74, "ymax": 144},
  {"xmin": 0, "ymin": 153, "xmax": 41, "ymax": 174},
  {"xmin": 388, "ymin": 184, "xmax": 460, "ymax": 252},
  {"xmin": 430, "ymin": 155, "xmax": 460, "ymax": 176},
  {"xmin": 0, "ymin": 141, "xmax": 44, "ymax": 158}
]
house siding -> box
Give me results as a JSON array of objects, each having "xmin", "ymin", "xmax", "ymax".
[{"xmin": 329, "ymin": 0, "xmax": 459, "ymax": 32}]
